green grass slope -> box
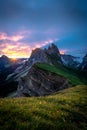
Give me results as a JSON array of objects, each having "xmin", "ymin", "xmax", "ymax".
[
  {"xmin": 0, "ymin": 85, "xmax": 87, "ymax": 130},
  {"xmin": 36, "ymin": 63, "xmax": 87, "ymax": 85}
]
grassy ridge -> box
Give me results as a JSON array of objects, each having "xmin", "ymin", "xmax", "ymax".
[
  {"xmin": 36, "ymin": 63, "xmax": 86, "ymax": 85},
  {"xmin": 0, "ymin": 85, "xmax": 87, "ymax": 130}
]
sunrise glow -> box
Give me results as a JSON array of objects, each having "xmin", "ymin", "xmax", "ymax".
[
  {"xmin": 0, "ymin": 31, "xmax": 58, "ymax": 58},
  {"xmin": 60, "ymin": 50, "xmax": 67, "ymax": 55}
]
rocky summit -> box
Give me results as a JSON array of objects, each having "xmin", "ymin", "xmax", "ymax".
[
  {"xmin": 26, "ymin": 43, "xmax": 62, "ymax": 67},
  {"xmin": 17, "ymin": 64, "xmax": 71, "ymax": 97}
]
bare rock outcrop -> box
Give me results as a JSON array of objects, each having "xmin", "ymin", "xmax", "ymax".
[{"xmin": 17, "ymin": 64, "xmax": 71, "ymax": 97}]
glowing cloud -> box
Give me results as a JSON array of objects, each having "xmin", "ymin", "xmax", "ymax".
[
  {"xmin": 9, "ymin": 35, "xmax": 24, "ymax": 42},
  {"xmin": 0, "ymin": 30, "xmax": 59, "ymax": 58},
  {"xmin": 60, "ymin": 49, "xmax": 67, "ymax": 55},
  {"xmin": 0, "ymin": 43, "xmax": 31, "ymax": 58},
  {"xmin": 0, "ymin": 40, "xmax": 52, "ymax": 58}
]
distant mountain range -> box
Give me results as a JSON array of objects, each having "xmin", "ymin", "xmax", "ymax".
[{"xmin": 79, "ymin": 54, "xmax": 87, "ymax": 70}]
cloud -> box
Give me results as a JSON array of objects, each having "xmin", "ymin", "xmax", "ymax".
[
  {"xmin": 0, "ymin": 30, "xmax": 31, "ymax": 42},
  {"xmin": 0, "ymin": 0, "xmax": 87, "ymax": 58},
  {"xmin": 0, "ymin": 28, "xmax": 59, "ymax": 58},
  {"xmin": 60, "ymin": 49, "xmax": 68, "ymax": 55},
  {"xmin": 0, "ymin": 42, "xmax": 31, "ymax": 58},
  {"xmin": 0, "ymin": 36, "xmax": 58, "ymax": 58},
  {"xmin": 0, "ymin": 32, "xmax": 23, "ymax": 42}
]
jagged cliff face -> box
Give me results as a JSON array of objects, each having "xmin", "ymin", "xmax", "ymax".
[
  {"xmin": 27, "ymin": 48, "xmax": 49, "ymax": 66},
  {"xmin": 17, "ymin": 64, "xmax": 71, "ymax": 97},
  {"xmin": 26, "ymin": 43, "xmax": 62, "ymax": 67}
]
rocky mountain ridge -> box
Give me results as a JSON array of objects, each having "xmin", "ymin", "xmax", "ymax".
[
  {"xmin": 17, "ymin": 64, "xmax": 71, "ymax": 97},
  {"xmin": 0, "ymin": 43, "xmax": 87, "ymax": 97},
  {"xmin": 17, "ymin": 44, "xmax": 87, "ymax": 97},
  {"xmin": 6, "ymin": 43, "xmax": 62, "ymax": 81},
  {"xmin": 6, "ymin": 43, "xmax": 86, "ymax": 83}
]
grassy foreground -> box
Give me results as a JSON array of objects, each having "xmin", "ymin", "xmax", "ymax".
[{"xmin": 0, "ymin": 85, "xmax": 87, "ymax": 130}]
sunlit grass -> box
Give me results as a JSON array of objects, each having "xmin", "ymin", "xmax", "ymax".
[
  {"xmin": 0, "ymin": 85, "xmax": 87, "ymax": 130},
  {"xmin": 36, "ymin": 63, "xmax": 86, "ymax": 85}
]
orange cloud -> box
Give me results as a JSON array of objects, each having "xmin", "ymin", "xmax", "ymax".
[
  {"xmin": 0, "ymin": 41, "xmax": 49, "ymax": 58},
  {"xmin": 60, "ymin": 49, "xmax": 67, "ymax": 54},
  {"xmin": 0, "ymin": 35, "xmax": 59, "ymax": 58},
  {"xmin": 1, "ymin": 43, "xmax": 31, "ymax": 58}
]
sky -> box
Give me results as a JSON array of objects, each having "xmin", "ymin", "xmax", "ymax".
[{"xmin": 0, "ymin": 0, "xmax": 87, "ymax": 58}]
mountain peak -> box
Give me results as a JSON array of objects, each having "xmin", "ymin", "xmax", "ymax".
[
  {"xmin": 45, "ymin": 43, "xmax": 60, "ymax": 55},
  {"xmin": 27, "ymin": 43, "xmax": 62, "ymax": 67},
  {"xmin": 31, "ymin": 48, "xmax": 42, "ymax": 57},
  {"xmin": 1, "ymin": 55, "xmax": 9, "ymax": 59}
]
